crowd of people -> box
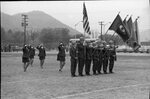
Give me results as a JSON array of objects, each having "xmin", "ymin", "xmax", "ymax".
[
  {"xmin": 22, "ymin": 44, "xmax": 46, "ymax": 72},
  {"xmin": 22, "ymin": 37, "xmax": 117, "ymax": 77},
  {"xmin": 57, "ymin": 37, "xmax": 117, "ymax": 77}
]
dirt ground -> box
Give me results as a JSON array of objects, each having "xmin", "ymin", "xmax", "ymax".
[{"xmin": 1, "ymin": 52, "xmax": 150, "ymax": 99}]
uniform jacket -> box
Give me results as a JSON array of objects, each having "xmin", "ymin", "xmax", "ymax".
[
  {"xmin": 76, "ymin": 42, "xmax": 85, "ymax": 59},
  {"xmin": 92, "ymin": 47, "xmax": 99, "ymax": 60},
  {"xmin": 86, "ymin": 46, "xmax": 93, "ymax": 60},
  {"xmin": 70, "ymin": 46, "xmax": 77, "ymax": 60}
]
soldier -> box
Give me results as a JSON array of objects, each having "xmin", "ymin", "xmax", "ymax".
[
  {"xmin": 70, "ymin": 41, "xmax": 78, "ymax": 77},
  {"xmin": 28, "ymin": 45, "xmax": 35, "ymax": 67},
  {"xmin": 22, "ymin": 44, "xmax": 30, "ymax": 72},
  {"xmin": 76, "ymin": 37, "xmax": 85, "ymax": 76},
  {"xmin": 57, "ymin": 42, "xmax": 66, "ymax": 72},
  {"xmin": 85, "ymin": 41, "xmax": 93, "ymax": 76},
  {"xmin": 36, "ymin": 44, "xmax": 46, "ymax": 69},
  {"xmin": 102, "ymin": 41, "xmax": 109, "ymax": 74},
  {"xmin": 92, "ymin": 42, "xmax": 99, "ymax": 75},
  {"xmin": 97, "ymin": 40, "xmax": 104, "ymax": 74},
  {"xmin": 108, "ymin": 40, "xmax": 117, "ymax": 73}
]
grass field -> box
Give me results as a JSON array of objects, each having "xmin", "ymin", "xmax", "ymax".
[{"xmin": 1, "ymin": 52, "xmax": 150, "ymax": 99}]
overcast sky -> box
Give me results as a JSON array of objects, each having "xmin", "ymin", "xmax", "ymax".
[{"xmin": 1, "ymin": 0, "xmax": 150, "ymax": 41}]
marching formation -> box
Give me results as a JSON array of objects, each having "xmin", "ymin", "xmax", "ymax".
[
  {"xmin": 22, "ymin": 44, "xmax": 46, "ymax": 72},
  {"xmin": 70, "ymin": 37, "xmax": 117, "ymax": 77}
]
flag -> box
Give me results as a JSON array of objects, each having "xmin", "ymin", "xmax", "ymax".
[
  {"xmin": 83, "ymin": 2, "xmax": 91, "ymax": 35},
  {"xmin": 123, "ymin": 16, "xmax": 130, "ymax": 36},
  {"xmin": 109, "ymin": 14, "xmax": 130, "ymax": 42},
  {"xmin": 126, "ymin": 17, "xmax": 140, "ymax": 51},
  {"xmin": 133, "ymin": 18, "xmax": 140, "ymax": 44}
]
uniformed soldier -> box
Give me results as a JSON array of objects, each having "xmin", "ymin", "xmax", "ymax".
[
  {"xmin": 36, "ymin": 44, "xmax": 46, "ymax": 69},
  {"xmin": 70, "ymin": 41, "xmax": 78, "ymax": 77},
  {"xmin": 108, "ymin": 40, "xmax": 117, "ymax": 73},
  {"xmin": 97, "ymin": 40, "xmax": 104, "ymax": 74},
  {"xmin": 22, "ymin": 44, "xmax": 30, "ymax": 72},
  {"xmin": 57, "ymin": 42, "xmax": 66, "ymax": 72},
  {"xmin": 102, "ymin": 41, "xmax": 109, "ymax": 74},
  {"xmin": 28, "ymin": 45, "xmax": 35, "ymax": 67},
  {"xmin": 85, "ymin": 41, "xmax": 93, "ymax": 76},
  {"xmin": 76, "ymin": 37, "xmax": 85, "ymax": 76},
  {"xmin": 92, "ymin": 42, "xmax": 99, "ymax": 75}
]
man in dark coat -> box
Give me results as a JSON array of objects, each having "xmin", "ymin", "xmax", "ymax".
[
  {"xmin": 70, "ymin": 41, "xmax": 78, "ymax": 77},
  {"xmin": 85, "ymin": 41, "xmax": 93, "ymax": 75},
  {"xmin": 57, "ymin": 42, "xmax": 66, "ymax": 72},
  {"xmin": 97, "ymin": 41, "xmax": 104, "ymax": 74},
  {"xmin": 108, "ymin": 40, "xmax": 117, "ymax": 73},
  {"xmin": 76, "ymin": 37, "xmax": 85, "ymax": 76},
  {"xmin": 36, "ymin": 44, "xmax": 46, "ymax": 69},
  {"xmin": 102, "ymin": 41, "xmax": 109, "ymax": 74},
  {"xmin": 22, "ymin": 44, "xmax": 30, "ymax": 72},
  {"xmin": 92, "ymin": 42, "xmax": 99, "ymax": 75}
]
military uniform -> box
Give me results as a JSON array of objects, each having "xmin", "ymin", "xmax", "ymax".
[
  {"xmin": 77, "ymin": 37, "xmax": 85, "ymax": 76},
  {"xmin": 97, "ymin": 43, "xmax": 104, "ymax": 74},
  {"xmin": 92, "ymin": 43, "xmax": 99, "ymax": 75},
  {"xmin": 102, "ymin": 42, "xmax": 109, "ymax": 74},
  {"xmin": 85, "ymin": 43, "xmax": 93, "ymax": 75},
  {"xmin": 70, "ymin": 42, "xmax": 77, "ymax": 77},
  {"xmin": 108, "ymin": 41, "xmax": 117, "ymax": 73}
]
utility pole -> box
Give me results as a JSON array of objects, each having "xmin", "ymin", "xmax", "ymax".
[
  {"xmin": 21, "ymin": 14, "xmax": 28, "ymax": 45},
  {"xmin": 98, "ymin": 21, "xmax": 104, "ymax": 40}
]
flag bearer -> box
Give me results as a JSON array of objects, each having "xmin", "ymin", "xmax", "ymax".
[
  {"xmin": 92, "ymin": 42, "xmax": 99, "ymax": 75},
  {"xmin": 76, "ymin": 37, "xmax": 85, "ymax": 76},
  {"xmin": 102, "ymin": 41, "xmax": 110, "ymax": 74},
  {"xmin": 97, "ymin": 41, "xmax": 104, "ymax": 74},
  {"xmin": 70, "ymin": 41, "xmax": 78, "ymax": 77},
  {"xmin": 108, "ymin": 40, "xmax": 117, "ymax": 73},
  {"xmin": 85, "ymin": 41, "xmax": 93, "ymax": 76}
]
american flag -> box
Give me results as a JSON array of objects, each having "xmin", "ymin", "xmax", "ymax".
[{"xmin": 83, "ymin": 3, "xmax": 91, "ymax": 35}]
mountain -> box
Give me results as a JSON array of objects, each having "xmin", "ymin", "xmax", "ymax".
[{"xmin": 1, "ymin": 11, "xmax": 81, "ymax": 35}]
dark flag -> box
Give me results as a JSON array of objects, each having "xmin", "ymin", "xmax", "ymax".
[
  {"xmin": 126, "ymin": 17, "xmax": 140, "ymax": 51},
  {"xmin": 123, "ymin": 16, "xmax": 130, "ymax": 36},
  {"xmin": 83, "ymin": 2, "xmax": 91, "ymax": 35},
  {"xmin": 109, "ymin": 14, "xmax": 130, "ymax": 42}
]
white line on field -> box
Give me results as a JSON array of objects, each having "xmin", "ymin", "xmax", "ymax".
[{"xmin": 52, "ymin": 83, "xmax": 150, "ymax": 99}]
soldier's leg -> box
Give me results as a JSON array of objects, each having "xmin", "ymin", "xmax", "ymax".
[
  {"xmin": 80, "ymin": 59, "xmax": 84, "ymax": 75},
  {"xmin": 92, "ymin": 59, "xmax": 97, "ymax": 75},
  {"xmin": 71, "ymin": 59, "xmax": 75, "ymax": 76},
  {"xmin": 109, "ymin": 59, "xmax": 114, "ymax": 73},
  {"xmin": 103, "ymin": 59, "xmax": 107, "ymax": 74},
  {"xmin": 97, "ymin": 59, "xmax": 102, "ymax": 74},
  {"xmin": 87, "ymin": 60, "xmax": 91, "ymax": 75},
  {"xmin": 78, "ymin": 59, "xmax": 82, "ymax": 75},
  {"xmin": 85, "ymin": 60, "xmax": 89, "ymax": 75}
]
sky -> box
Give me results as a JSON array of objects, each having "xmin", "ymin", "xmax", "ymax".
[{"xmin": 1, "ymin": 0, "xmax": 150, "ymax": 41}]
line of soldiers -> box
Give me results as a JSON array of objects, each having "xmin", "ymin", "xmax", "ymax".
[
  {"xmin": 22, "ymin": 44, "xmax": 46, "ymax": 72},
  {"xmin": 70, "ymin": 37, "xmax": 117, "ymax": 77}
]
